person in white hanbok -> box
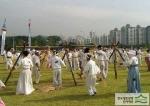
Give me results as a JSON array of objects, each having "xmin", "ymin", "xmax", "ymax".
[
  {"xmin": 16, "ymin": 51, "xmax": 35, "ymax": 95},
  {"xmin": 6, "ymin": 49, "xmax": 13, "ymax": 72},
  {"xmin": 122, "ymin": 49, "xmax": 129, "ymax": 67},
  {"xmin": 96, "ymin": 45, "xmax": 109, "ymax": 79},
  {"xmin": 78, "ymin": 48, "xmax": 90, "ymax": 79},
  {"xmin": 127, "ymin": 50, "xmax": 141, "ymax": 93},
  {"xmin": 49, "ymin": 50, "xmax": 66, "ymax": 88},
  {"xmin": 64, "ymin": 50, "xmax": 72, "ymax": 68},
  {"xmin": 32, "ymin": 51, "xmax": 41, "ymax": 84},
  {"xmin": 72, "ymin": 49, "xmax": 79, "ymax": 71},
  {"xmin": 47, "ymin": 49, "xmax": 52, "ymax": 68},
  {"xmin": 84, "ymin": 54, "xmax": 100, "ymax": 96}
]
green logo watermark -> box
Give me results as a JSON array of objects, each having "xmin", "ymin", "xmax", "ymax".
[{"xmin": 115, "ymin": 93, "xmax": 149, "ymax": 105}]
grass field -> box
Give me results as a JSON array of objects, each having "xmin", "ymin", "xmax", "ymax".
[{"xmin": 0, "ymin": 56, "xmax": 150, "ymax": 106}]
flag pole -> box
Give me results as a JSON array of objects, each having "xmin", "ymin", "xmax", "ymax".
[
  {"xmin": 0, "ymin": 18, "xmax": 7, "ymax": 55},
  {"xmin": 28, "ymin": 19, "xmax": 31, "ymax": 47}
]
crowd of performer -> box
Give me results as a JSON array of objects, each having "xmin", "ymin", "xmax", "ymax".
[{"xmin": 0, "ymin": 45, "xmax": 150, "ymax": 96}]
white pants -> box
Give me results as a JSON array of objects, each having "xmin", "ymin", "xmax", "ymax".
[
  {"xmin": 72, "ymin": 58, "xmax": 79, "ymax": 71},
  {"xmin": 98, "ymin": 60, "xmax": 107, "ymax": 79},
  {"xmin": 86, "ymin": 75, "xmax": 97, "ymax": 95},
  {"xmin": 53, "ymin": 69, "xmax": 62, "ymax": 86},
  {"xmin": 6, "ymin": 59, "xmax": 13, "ymax": 71},
  {"xmin": 32, "ymin": 66, "xmax": 40, "ymax": 83}
]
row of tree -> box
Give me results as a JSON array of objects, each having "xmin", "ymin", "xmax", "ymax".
[{"xmin": 4, "ymin": 35, "xmax": 62, "ymax": 49}]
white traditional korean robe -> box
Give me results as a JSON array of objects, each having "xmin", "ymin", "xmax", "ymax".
[
  {"xmin": 72, "ymin": 51, "xmax": 79, "ymax": 71},
  {"xmin": 49, "ymin": 55, "xmax": 66, "ymax": 87},
  {"xmin": 6, "ymin": 51, "xmax": 13, "ymax": 71},
  {"xmin": 16, "ymin": 57, "xmax": 35, "ymax": 95},
  {"xmin": 127, "ymin": 54, "xmax": 141, "ymax": 93},
  {"xmin": 32, "ymin": 54, "xmax": 41, "ymax": 84},
  {"xmin": 96, "ymin": 50, "xmax": 108, "ymax": 79},
  {"xmin": 84, "ymin": 59, "xmax": 100, "ymax": 95}
]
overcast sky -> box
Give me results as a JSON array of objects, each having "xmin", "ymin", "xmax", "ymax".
[{"xmin": 0, "ymin": 0, "xmax": 150, "ymax": 36}]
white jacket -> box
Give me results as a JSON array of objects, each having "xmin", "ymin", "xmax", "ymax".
[
  {"xmin": 84, "ymin": 60, "xmax": 100, "ymax": 77},
  {"xmin": 50, "ymin": 55, "xmax": 66, "ymax": 69}
]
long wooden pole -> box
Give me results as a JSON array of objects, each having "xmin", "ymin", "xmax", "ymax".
[
  {"xmin": 114, "ymin": 48, "xmax": 117, "ymax": 79},
  {"xmin": 5, "ymin": 42, "xmax": 26, "ymax": 84},
  {"xmin": 65, "ymin": 50, "xmax": 77, "ymax": 86},
  {"xmin": 116, "ymin": 49, "xmax": 125, "ymax": 62}
]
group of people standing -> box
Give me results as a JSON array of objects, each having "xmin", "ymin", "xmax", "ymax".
[{"xmin": 0, "ymin": 45, "xmax": 148, "ymax": 96}]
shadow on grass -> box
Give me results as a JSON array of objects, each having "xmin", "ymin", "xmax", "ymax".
[
  {"xmin": 0, "ymin": 91, "xmax": 15, "ymax": 96},
  {"xmin": 25, "ymin": 93, "xmax": 114, "ymax": 103},
  {"xmin": 141, "ymin": 83, "xmax": 150, "ymax": 86}
]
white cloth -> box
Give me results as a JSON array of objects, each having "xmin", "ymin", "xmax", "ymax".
[
  {"xmin": 0, "ymin": 80, "xmax": 5, "ymax": 87},
  {"xmin": 32, "ymin": 55, "xmax": 40, "ymax": 83},
  {"xmin": 15, "ymin": 52, "xmax": 20, "ymax": 59},
  {"xmin": 128, "ymin": 56, "xmax": 138, "ymax": 66},
  {"xmin": 16, "ymin": 57, "xmax": 34, "ymax": 95},
  {"xmin": 84, "ymin": 60, "xmax": 100, "ymax": 77},
  {"xmin": 81, "ymin": 53, "xmax": 89, "ymax": 69},
  {"xmin": 50, "ymin": 55, "xmax": 66, "ymax": 69},
  {"xmin": 96, "ymin": 50, "xmax": 108, "ymax": 79},
  {"xmin": 49, "ymin": 55, "xmax": 65, "ymax": 86},
  {"xmin": 72, "ymin": 51, "xmax": 79, "ymax": 70},
  {"xmin": 6, "ymin": 51, "xmax": 13, "ymax": 70},
  {"xmin": 64, "ymin": 52, "xmax": 72, "ymax": 67},
  {"xmin": 84, "ymin": 59, "xmax": 100, "ymax": 95},
  {"xmin": 47, "ymin": 52, "xmax": 52, "ymax": 67},
  {"xmin": 122, "ymin": 50, "xmax": 129, "ymax": 67},
  {"xmin": 27, "ymin": 53, "xmax": 32, "ymax": 59},
  {"xmin": 53, "ymin": 69, "xmax": 62, "ymax": 86}
]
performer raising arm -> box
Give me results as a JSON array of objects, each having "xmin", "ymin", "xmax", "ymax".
[{"xmin": 49, "ymin": 50, "xmax": 66, "ymax": 89}]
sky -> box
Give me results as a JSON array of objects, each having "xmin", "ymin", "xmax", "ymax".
[{"xmin": 0, "ymin": 0, "xmax": 150, "ymax": 37}]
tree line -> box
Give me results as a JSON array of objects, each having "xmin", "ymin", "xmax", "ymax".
[{"xmin": 3, "ymin": 35, "xmax": 62, "ymax": 49}]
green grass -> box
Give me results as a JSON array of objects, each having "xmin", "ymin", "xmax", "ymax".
[{"xmin": 0, "ymin": 56, "xmax": 150, "ymax": 106}]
